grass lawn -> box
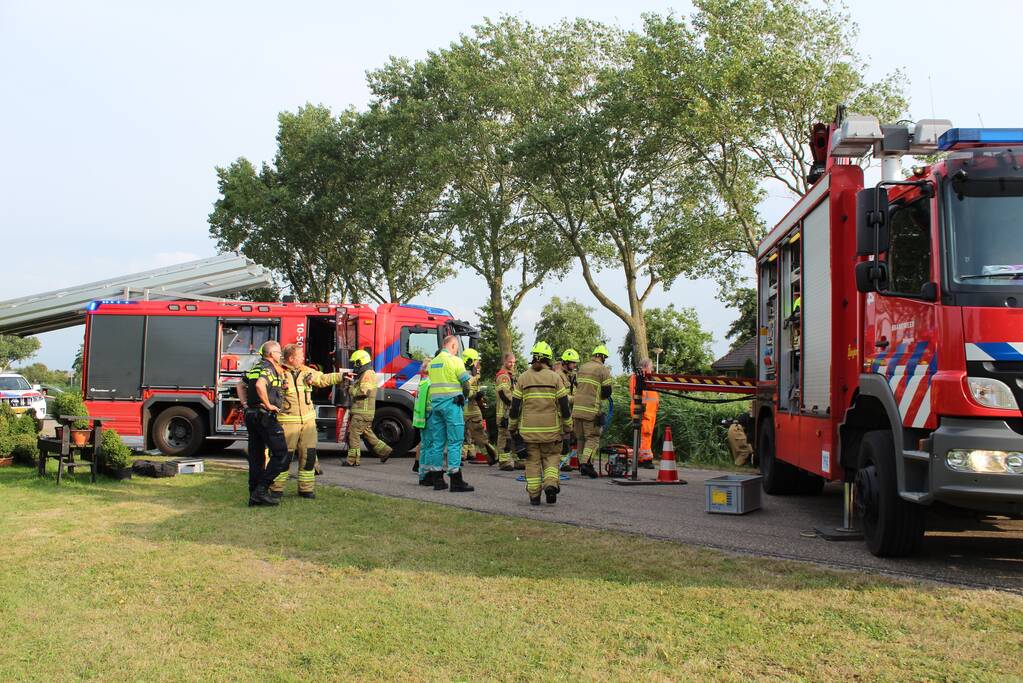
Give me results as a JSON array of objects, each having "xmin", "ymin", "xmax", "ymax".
[{"xmin": 1, "ymin": 464, "xmax": 1020, "ymax": 682}]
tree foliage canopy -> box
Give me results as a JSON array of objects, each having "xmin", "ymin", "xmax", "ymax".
[
  {"xmin": 619, "ymin": 305, "xmax": 714, "ymax": 374},
  {"xmin": 533, "ymin": 297, "xmax": 607, "ymax": 361},
  {"xmin": 0, "ymin": 335, "xmax": 40, "ymax": 372}
]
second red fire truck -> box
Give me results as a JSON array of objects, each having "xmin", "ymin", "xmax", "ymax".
[
  {"xmin": 79, "ymin": 299, "xmax": 477, "ymax": 459},
  {"xmin": 641, "ymin": 113, "xmax": 1023, "ymax": 556}
]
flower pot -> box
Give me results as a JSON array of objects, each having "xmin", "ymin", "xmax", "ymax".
[
  {"xmin": 0, "ymin": 456, "xmax": 13, "ymax": 468},
  {"xmin": 54, "ymin": 426, "xmax": 64, "ymax": 441},
  {"xmin": 70, "ymin": 429, "xmax": 91, "ymax": 447}
]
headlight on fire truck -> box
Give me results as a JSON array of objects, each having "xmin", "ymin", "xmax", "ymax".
[
  {"xmin": 967, "ymin": 377, "xmax": 1019, "ymax": 410},
  {"xmin": 946, "ymin": 450, "xmax": 1023, "ymax": 475}
]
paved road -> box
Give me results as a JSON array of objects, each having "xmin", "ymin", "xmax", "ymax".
[{"xmin": 210, "ymin": 448, "xmax": 1022, "ymax": 593}]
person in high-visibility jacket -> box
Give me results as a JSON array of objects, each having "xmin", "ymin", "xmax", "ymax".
[
  {"xmin": 557, "ymin": 348, "xmax": 580, "ymax": 470},
  {"xmin": 425, "ymin": 335, "xmax": 473, "ymax": 492},
  {"xmin": 344, "ymin": 350, "xmax": 393, "ymax": 466},
  {"xmin": 460, "ymin": 348, "xmax": 497, "ymax": 466},
  {"xmin": 494, "ymin": 352, "xmax": 518, "ymax": 471},
  {"xmin": 509, "ymin": 341, "xmax": 573, "ymax": 505},
  {"xmin": 572, "ymin": 344, "xmax": 613, "ymax": 478},
  {"xmin": 269, "ymin": 344, "xmax": 344, "ymax": 499},
  {"xmin": 629, "ymin": 357, "xmax": 659, "ymax": 467},
  {"xmin": 413, "ymin": 355, "xmax": 432, "ymax": 485},
  {"xmin": 236, "ymin": 341, "xmax": 289, "ymax": 507}
]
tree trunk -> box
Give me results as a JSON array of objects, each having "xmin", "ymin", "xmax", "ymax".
[
  {"xmin": 489, "ymin": 287, "xmax": 514, "ymax": 357},
  {"xmin": 627, "ymin": 288, "xmax": 649, "ymax": 369}
]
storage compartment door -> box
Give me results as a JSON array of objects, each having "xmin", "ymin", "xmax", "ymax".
[{"xmin": 86, "ymin": 315, "xmax": 144, "ymax": 400}]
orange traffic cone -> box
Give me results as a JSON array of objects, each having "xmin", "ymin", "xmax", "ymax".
[
  {"xmin": 656, "ymin": 426, "xmax": 681, "ymax": 483},
  {"xmin": 569, "ymin": 451, "xmax": 579, "ymax": 469}
]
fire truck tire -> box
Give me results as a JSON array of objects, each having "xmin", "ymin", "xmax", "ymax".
[
  {"xmin": 373, "ymin": 406, "xmax": 414, "ymax": 457},
  {"xmin": 152, "ymin": 406, "xmax": 206, "ymax": 458},
  {"xmin": 855, "ymin": 430, "xmax": 926, "ymax": 557},
  {"xmin": 758, "ymin": 419, "xmax": 800, "ymax": 494}
]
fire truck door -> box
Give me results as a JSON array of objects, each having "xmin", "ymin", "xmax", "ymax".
[{"xmin": 864, "ymin": 197, "xmax": 938, "ymax": 430}]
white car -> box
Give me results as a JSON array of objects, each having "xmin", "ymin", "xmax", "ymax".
[{"xmin": 0, "ymin": 373, "xmax": 47, "ymax": 419}]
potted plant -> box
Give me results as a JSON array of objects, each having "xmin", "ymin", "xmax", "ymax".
[
  {"xmin": 51, "ymin": 391, "xmax": 90, "ymax": 445},
  {"xmin": 100, "ymin": 429, "xmax": 133, "ymax": 479}
]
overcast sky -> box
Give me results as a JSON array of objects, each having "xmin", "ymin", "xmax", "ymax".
[{"xmin": 3, "ymin": 0, "xmax": 1021, "ymax": 371}]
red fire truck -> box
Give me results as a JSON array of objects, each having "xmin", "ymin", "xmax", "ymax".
[
  {"xmin": 640, "ymin": 114, "xmax": 1023, "ymax": 556},
  {"xmin": 79, "ymin": 299, "xmax": 476, "ymax": 459}
]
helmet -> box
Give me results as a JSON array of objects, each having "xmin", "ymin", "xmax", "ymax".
[
  {"xmin": 350, "ymin": 349, "xmax": 371, "ymax": 367},
  {"xmin": 462, "ymin": 348, "xmax": 480, "ymax": 363},
  {"xmin": 530, "ymin": 341, "xmax": 554, "ymax": 360},
  {"xmin": 561, "ymin": 348, "xmax": 580, "ymax": 363},
  {"xmin": 592, "ymin": 344, "xmax": 610, "ymax": 358}
]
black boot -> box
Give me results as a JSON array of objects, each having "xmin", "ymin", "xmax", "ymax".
[
  {"xmin": 298, "ymin": 490, "xmax": 315, "ymax": 499},
  {"xmin": 419, "ymin": 471, "xmax": 434, "ymax": 487},
  {"xmin": 579, "ymin": 461, "xmax": 599, "ymax": 479},
  {"xmin": 270, "ymin": 490, "xmax": 283, "ymax": 501},
  {"xmin": 412, "ymin": 459, "xmax": 420, "ymax": 472},
  {"xmin": 249, "ymin": 484, "xmax": 279, "ymax": 507},
  {"xmin": 544, "ymin": 486, "xmax": 558, "ymax": 504},
  {"xmin": 449, "ymin": 470, "xmax": 474, "ymax": 492},
  {"xmin": 484, "ymin": 443, "xmax": 498, "ymax": 466},
  {"xmin": 529, "ymin": 495, "xmax": 541, "ymax": 506},
  {"xmin": 433, "ymin": 472, "xmax": 449, "ymax": 491}
]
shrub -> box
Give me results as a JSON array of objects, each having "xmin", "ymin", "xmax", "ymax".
[
  {"xmin": 603, "ymin": 375, "xmax": 750, "ymax": 467},
  {"xmin": 100, "ymin": 429, "xmax": 133, "ymax": 469},
  {"xmin": 51, "ymin": 391, "xmax": 89, "ymax": 429},
  {"xmin": 0, "ymin": 402, "xmax": 15, "ymax": 428},
  {"xmin": 13, "ymin": 412, "xmax": 39, "ymax": 436},
  {"xmin": 9, "ymin": 433, "xmax": 39, "ymax": 465}
]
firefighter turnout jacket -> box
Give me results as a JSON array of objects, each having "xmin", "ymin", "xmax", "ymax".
[
  {"xmin": 351, "ymin": 365, "xmax": 379, "ymax": 418},
  {"xmin": 509, "ymin": 366, "xmax": 573, "ymax": 442},
  {"xmin": 278, "ymin": 365, "xmax": 343, "ymax": 425},
  {"xmin": 572, "ymin": 359, "xmax": 612, "ymax": 421}
]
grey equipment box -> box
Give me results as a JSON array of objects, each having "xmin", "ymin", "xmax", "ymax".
[
  {"xmin": 168, "ymin": 458, "xmax": 205, "ymax": 474},
  {"xmin": 705, "ymin": 474, "xmax": 762, "ymax": 514}
]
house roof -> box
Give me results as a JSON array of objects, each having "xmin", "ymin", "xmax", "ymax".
[{"xmin": 711, "ymin": 337, "xmax": 757, "ymax": 371}]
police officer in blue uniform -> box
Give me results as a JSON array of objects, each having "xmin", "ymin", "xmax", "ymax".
[{"xmin": 237, "ymin": 341, "xmax": 292, "ymax": 507}]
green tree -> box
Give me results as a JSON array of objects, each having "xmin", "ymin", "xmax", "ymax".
[
  {"xmin": 515, "ymin": 20, "xmax": 723, "ymax": 365},
  {"xmin": 533, "ymin": 297, "xmax": 606, "ymax": 361},
  {"xmin": 474, "ymin": 302, "xmax": 525, "ymax": 379},
  {"xmin": 619, "ymin": 305, "xmax": 713, "ymax": 373},
  {"xmin": 13, "ymin": 363, "xmax": 71, "ymax": 389},
  {"xmin": 367, "ymin": 17, "xmax": 571, "ymax": 355},
  {"xmin": 721, "ymin": 286, "xmax": 757, "ymax": 346},
  {"xmin": 0, "ymin": 335, "xmax": 40, "ymax": 372}
]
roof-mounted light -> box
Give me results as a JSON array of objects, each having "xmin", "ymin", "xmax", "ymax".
[
  {"xmin": 938, "ymin": 128, "xmax": 1023, "ymax": 151},
  {"xmin": 830, "ymin": 114, "xmax": 884, "ymax": 157}
]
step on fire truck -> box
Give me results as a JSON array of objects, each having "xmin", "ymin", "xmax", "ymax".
[
  {"xmin": 636, "ymin": 112, "xmax": 1023, "ymax": 557},
  {"xmin": 80, "ymin": 300, "xmax": 476, "ymax": 459}
]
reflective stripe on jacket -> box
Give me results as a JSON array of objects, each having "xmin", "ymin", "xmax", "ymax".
[
  {"xmin": 573, "ymin": 359, "xmax": 612, "ymax": 419},
  {"xmin": 278, "ymin": 365, "xmax": 342, "ymax": 424},
  {"xmin": 427, "ymin": 350, "xmax": 469, "ymax": 402},
  {"xmin": 509, "ymin": 367, "xmax": 572, "ymax": 443}
]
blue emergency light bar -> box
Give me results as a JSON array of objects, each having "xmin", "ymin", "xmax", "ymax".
[
  {"xmin": 400, "ymin": 303, "xmax": 453, "ymax": 317},
  {"xmin": 938, "ymin": 128, "xmax": 1023, "ymax": 151},
  {"xmin": 86, "ymin": 299, "xmax": 137, "ymax": 311}
]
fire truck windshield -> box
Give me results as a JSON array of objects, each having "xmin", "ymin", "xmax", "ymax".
[{"xmin": 945, "ymin": 177, "xmax": 1023, "ymax": 287}]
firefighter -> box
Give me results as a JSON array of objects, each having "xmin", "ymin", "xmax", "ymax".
[
  {"xmin": 413, "ymin": 355, "xmax": 432, "ymax": 485},
  {"xmin": 237, "ymin": 341, "xmax": 290, "ymax": 507},
  {"xmin": 424, "ymin": 335, "xmax": 474, "ymax": 492},
  {"xmin": 270, "ymin": 344, "xmax": 344, "ymax": 499},
  {"xmin": 508, "ymin": 341, "xmax": 573, "ymax": 505},
  {"xmin": 557, "ymin": 349, "xmax": 580, "ymax": 470},
  {"xmin": 461, "ymin": 348, "xmax": 497, "ymax": 466},
  {"xmin": 571, "ymin": 344, "xmax": 613, "ymax": 478},
  {"xmin": 629, "ymin": 358, "xmax": 660, "ymax": 467},
  {"xmin": 495, "ymin": 351, "xmax": 518, "ymax": 471},
  {"xmin": 344, "ymin": 349, "xmax": 393, "ymax": 466}
]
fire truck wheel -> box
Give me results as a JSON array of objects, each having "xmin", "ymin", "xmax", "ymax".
[
  {"xmin": 855, "ymin": 430, "xmax": 926, "ymax": 557},
  {"xmin": 373, "ymin": 406, "xmax": 414, "ymax": 457},
  {"xmin": 152, "ymin": 406, "xmax": 206, "ymax": 458},
  {"xmin": 758, "ymin": 419, "xmax": 800, "ymax": 494}
]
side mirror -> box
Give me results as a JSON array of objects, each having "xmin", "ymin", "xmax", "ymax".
[
  {"xmin": 919, "ymin": 281, "xmax": 938, "ymax": 301},
  {"xmin": 856, "ymin": 188, "xmax": 890, "ymax": 256},
  {"xmin": 855, "ymin": 261, "xmax": 889, "ymax": 293}
]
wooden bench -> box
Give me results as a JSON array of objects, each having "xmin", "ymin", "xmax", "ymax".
[{"xmin": 37, "ymin": 416, "xmax": 114, "ymax": 485}]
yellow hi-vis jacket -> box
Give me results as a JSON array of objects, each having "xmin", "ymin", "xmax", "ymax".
[
  {"xmin": 509, "ymin": 366, "xmax": 573, "ymax": 443},
  {"xmin": 278, "ymin": 364, "xmax": 343, "ymax": 424},
  {"xmin": 428, "ymin": 350, "xmax": 469, "ymax": 403}
]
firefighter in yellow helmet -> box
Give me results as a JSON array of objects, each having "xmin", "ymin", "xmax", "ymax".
[
  {"xmin": 268, "ymin": 344, "xmax": 345, "ymax": 499},
  {"xmin": 344, "ymin": 349, "xmax": 393, "ymax": 466},
  {"xmin": 572, "ymin": 344, "xmax": 613, "ymax": 478},
  {"xmin": 494, "ymin": 351, "xmax": 519, "ymax": 471},
  {"xmin": 509, "ymin": 341, "xmax": 573, "ymax": 505},
  {"xmin": 461, "ymin": 347, "xmax": 497, "ymax": 466},
  {"xmin": 557, "ymin": 348, "xmax": 580, "ymax": 470}
]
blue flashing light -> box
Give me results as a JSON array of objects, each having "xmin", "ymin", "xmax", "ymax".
[
  {"xmin": 938, "ymin": 127, "xmax": 1023, "ymax": 151},
  {"xmin": 86, "ymin": 299, "xmax": 137, "ymax": 311},
  {"xmin": 400, "ymin": 303, "xmax": 453, "ymax": 317}
]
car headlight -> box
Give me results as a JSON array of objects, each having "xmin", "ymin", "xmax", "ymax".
[
  {"xmin": 967, "ymin": 377, "xmax": 1019, "ymax": 410},
  {"xmin": 947, "ymin": 449, "xmax": 1023, "ymax": 474}
]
